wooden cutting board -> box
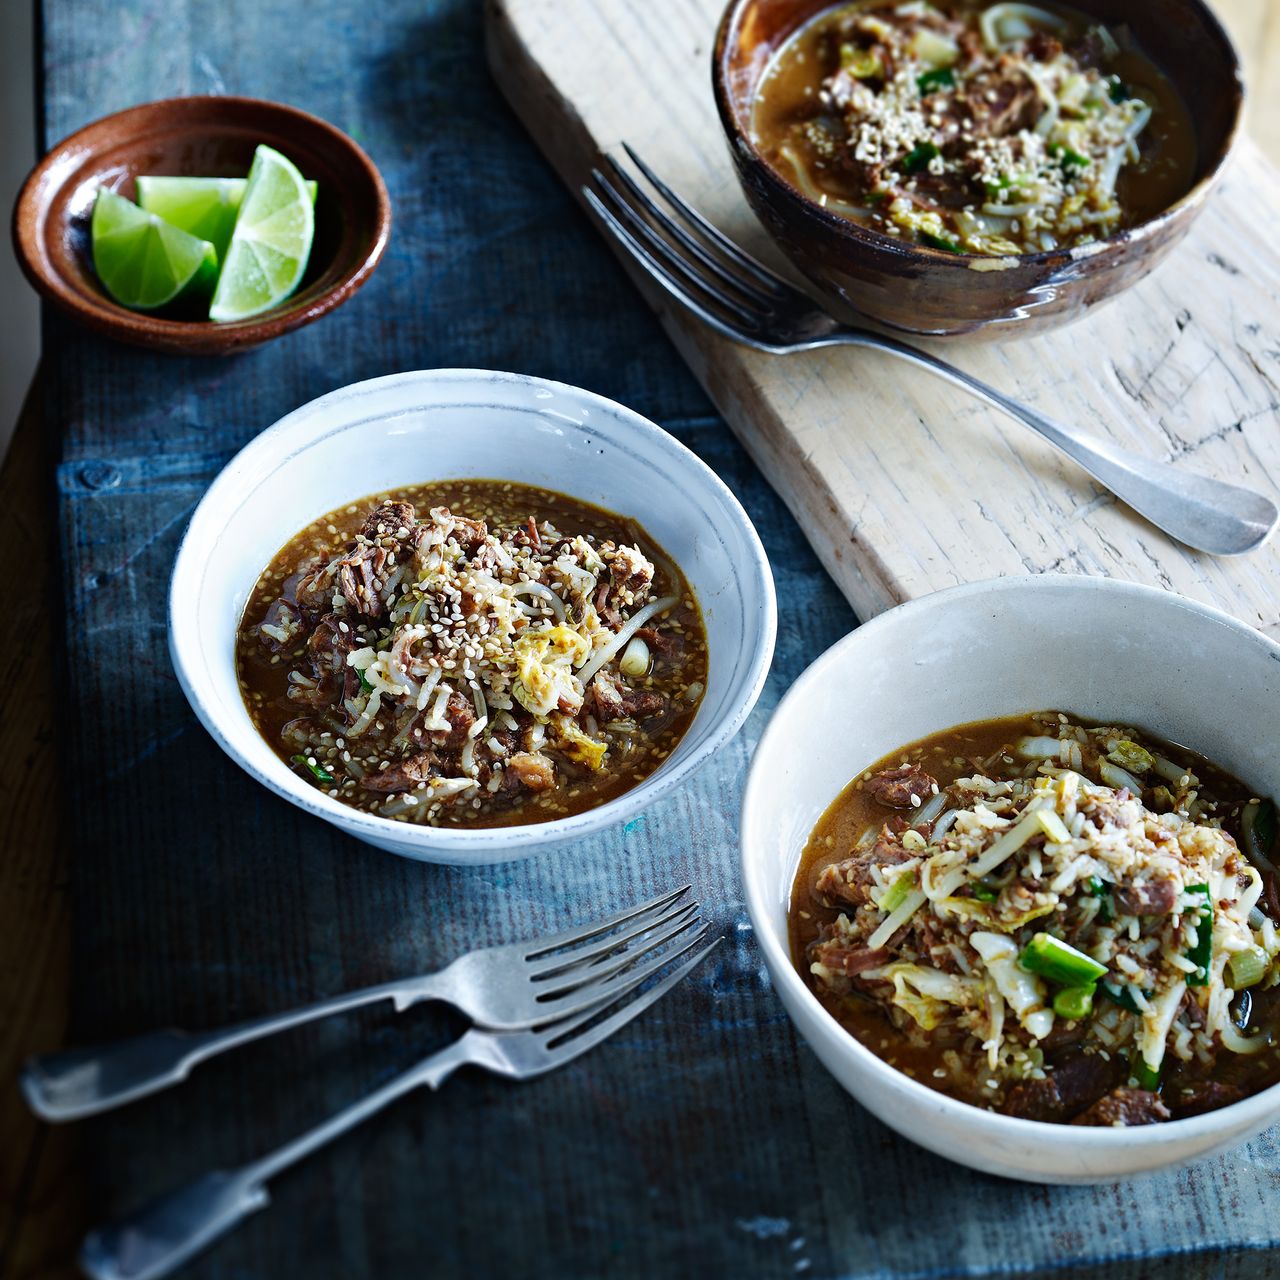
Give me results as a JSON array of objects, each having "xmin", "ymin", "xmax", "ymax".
[{"xmin": 486, "ymin": 0, "xmax": 1280, "ymax": 634}]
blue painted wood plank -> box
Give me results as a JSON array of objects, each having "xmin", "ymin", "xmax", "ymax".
[{"xmin": 39, "ymin": 1, "xmax": 1280, "ymax": 1277}]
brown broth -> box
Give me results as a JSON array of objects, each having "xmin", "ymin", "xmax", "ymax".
[
  {"xmin": 236, "ymin": 479, "xmax": 708, "ymax": 829},
  {"xmin": 751, "ymin": 0, "xmax": 1197, "ymax": 250},
  {"xmin": 789, "ymin": 712, "xmax": 1280, "ymax": 1114}
]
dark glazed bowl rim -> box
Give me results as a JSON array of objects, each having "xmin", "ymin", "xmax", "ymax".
[
  {"xmin": 11, "ymin": 95, "xmax": 392, "ymax": 355},
  {"xmin": 711, "ymin": 0, "xmax": 1245, "ymax": 271}
]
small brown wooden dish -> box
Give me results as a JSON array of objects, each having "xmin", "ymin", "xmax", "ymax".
[
  {"xmin": 712, "ymin": 0, "xmax": 1243, "ymax": 339},
  {"xmin": 11, "ymin": 96, "xmax": 391, "ymax": 355}
]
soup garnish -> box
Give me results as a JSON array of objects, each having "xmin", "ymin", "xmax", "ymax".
[
  {"xmin": 752, "ymin": 1, "xmax": 1196, "ymax": 255},
  {"xmin": 790, "ymin": 712, "xmax": 1280, "ymax": 1125},
  {"xmin": 237, "ymin": 480, "xmax": 707, "ymax": 828}
]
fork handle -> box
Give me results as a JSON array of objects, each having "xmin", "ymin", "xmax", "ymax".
[
  {"xmin": 842, "ymin": 331, "xmax": 1278, "ymax": 557},
  {"xmin": 78, "ymin": 1034, "xmax": 479, "ymax": 1280},
  {"xmin": 22, "ymin": 971, "xmax": 452, "ymax": 1123}
]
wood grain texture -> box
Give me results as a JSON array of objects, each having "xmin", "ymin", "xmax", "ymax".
[
  {"xmin": 488, "ymin": 0, "xmax": 1280, "ymax": 634},
  {"xmin": 15, "ymin": 0, "xmax": 1280, "ymax": 1277},
  {"xmin": 0, "ymin": 383, "xmax": 83, "ymax": 1280}
]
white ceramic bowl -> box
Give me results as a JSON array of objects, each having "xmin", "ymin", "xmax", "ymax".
[
  {"xmin": 742, "ymin": 575, "xmax": 1280, "ymax": 1183},
  {"xmin": 170, "ymin": 369, "xmax": 776, "ymax": 865}
]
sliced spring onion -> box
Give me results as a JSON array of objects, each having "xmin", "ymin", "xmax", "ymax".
[
  {"xmin": 1083, "ymin": 874, "xmax": 1114, "ymax": 921},
  {"xmin": 1227, "ymin": 946, "xmax": 1268, "ymax": 990},
  {"xmin": 879, "ymin": 870, "xmax": 916, "ymax": 914},
  {"xmin": 1108, "ymin": 74, "xmax": 1129, "ymax": 102},
  {"xmin": 971, "ymin": 879, "xmax": 999, "ymax": 903},
  {"xmin": 1185, "ymin": 883, "xmax": 1213, "ymax": 986},
  {"xmin": 1099, "ymin": 980, "xmax": 1146, "ymax": 1013},
  {"xmin": 1048, "ymin": 143, "xmax": 1090, "ymax": 171},
  {"xmin": 1053, "ymin": 987, "xmax": 1094, "ymax": 1020},
  {"xmin": 917, "ymin": 67, "xmax": 955, "ymax": 94},
  {"xmin": 619, "ymin": 636, "xmax": 650, "ymax": 679},
  {"xmin": 920, "ymin": 231, "xmax": 962, "ymax": 254},
  {"xmin": 1130, "ymin": 1052, "xmax": 1161, "ymax": 1091},
  {"xmin": 358, "ymin": 668, "xmax": 374, "ymax": 693},
  {"xmin": 903, "ymin": 142, "xmax": 941, "ymax": 173},
  {"xmin": 292, "ymin": 754, "xmax": 334, "ymax": 784},
  {"xmin": 1019, "ymin": 932, "xmax": 1107, "ymax": 987}
]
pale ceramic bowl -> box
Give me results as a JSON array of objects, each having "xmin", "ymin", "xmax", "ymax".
[
  {"xmin": 742, "ymin": 575, "xmax": 1280, "ymax": 1183},
  {"xmin": 170, "ymin": 369, "xmax": 776, "ymax": 865}
]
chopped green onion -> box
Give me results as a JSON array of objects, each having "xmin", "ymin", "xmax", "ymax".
[
  {"xmin": 358, "ymin": 668, "xmax": 374, "ymax": 693},
  {"xmin": 1185, "ymin": 883, "xmax": 1213, "ymax": 986},
  {"xmin": 879, "ymin": 870, "xmax": 915, "ymax": 914},
  {"xmin": 1019, "ymin": 932, "xmax": 1107, "ymax": 987},
  {"xmin": 917, "ymin": 67, "xmax": 955, "ymax": 94},
  {"xmin": 1227, "ymin": 946, "xmax": 1268, "ymax": 991},
  {"xmin": 1053, "ymin": 986, "xmax": 1095, "ymax": 1020},
  {"xmin": 920, "ymin": 231, "xmax": 962, "ymax": 254},
  {"xmin": 1130, "ymin": 1051, "xmax": 1161, "ymax": 1091},
  {"xmin": 971, "ymin": 879, "xmax": 999, "ymax": 903},
  {"xmin": 1108, "ymin": 75, "xmax": 1129, "ymax": 102},
  {"xmin": 1048, "ymin": 143, "xmax": 1090, "ymax": 172},
  {"xmin": 1083, "ymin": 874, "xmax": 1114, "ymax": 921},
  {"xmin": 1033, "ymin": 808, "xmax": 1071, "ymax": 843},
  {"xmin": 903, "ymin": 142, "xmax": 941, "ymax": 173},
  {"xmin": 292, "ymin": 753, "xmax": 335, "ymax": 784},
  {"xmin": 1099, "ymin": 980, "xmax": 1146, "ymax": 1013}
]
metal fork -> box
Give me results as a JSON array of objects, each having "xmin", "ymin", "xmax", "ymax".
[
  {"xmin": 78, "ymin": 931, "xmax": 719, "ymax": 1280},
  {"xmin": 583, "ymin": 147, "xmax": 1279, "ymax": 558},
  {"xmin": 22, "ymin": 885, "xmax": 700, "ymax": 1122}
]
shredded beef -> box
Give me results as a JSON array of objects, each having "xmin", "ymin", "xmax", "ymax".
[
  {"xmin": 361, "ymin": 751, "xmax": 439, "ymax": 793},
  {"xmin": 1167, "ymin": 1080, "xmax": 1243, "ymax": 1118},
  {"xmin": 815, "ymin": 827, "xmax": 914, "ymax": 907},
  {"xmin": 1072, "ymin": 1087, "xmax": 1171, "ymax": 1127},
  {"xmin": 865, "ymin": 764, "xmax": 938, "ymax": 809},
  {"xmin": 360, "ymin": 500, "xmax": 416, "ymax": 540},
  {"xmin": 426, "ymin": 691, "xmax": 476, "ymax": 748},
  {"xmin": 506, "ymin": 752, "xmax": 556, "ymax": 792},
  {"xmin": 810, "ymin": 941, "xmax": 892, "ymax": 977},
  {"xmin": 960, "ymin": 63, "xmax": 1042, "ymax": 138},
  {"xmin": 1003, "ymin": 1053, "xmax": 1116, "ymax": 1122},
  {"xmin": 1112, "ymin": 878, "xmax": 1179, "ymax": 917}
]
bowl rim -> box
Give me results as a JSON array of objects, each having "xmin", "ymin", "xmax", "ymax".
[
  {"xmin": 711, "ymin": 0, "xmax": 1245, "ymax": 269},
  {"xmin": 11, "ymin": 94, "xmax": 392, "ymax": 353},
  {"xmin": 169, "ymin": 367, "xmax": 778, "ymax": 857},
  {"xmin": 741, "ymin": 573, "xmax": 1280, "ymax": 1148}
]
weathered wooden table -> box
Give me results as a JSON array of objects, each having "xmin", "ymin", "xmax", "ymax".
[{"xmin": 4, "ymin": 2, "xmax": 1280, "ymax": 1278}]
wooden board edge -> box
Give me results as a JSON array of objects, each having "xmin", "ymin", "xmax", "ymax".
[{"xmin": 484, "ymin": 0, "xmax": 904, "ymax": 621}]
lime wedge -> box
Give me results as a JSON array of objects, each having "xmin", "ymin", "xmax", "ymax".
[
  {"xmin": 136, "ymin": 176, "xmax": 318, "ymax": 263},
  {"xmin": 209, "ymin": 145, "xmax": 315, "ymax": 323},
  {"xmin": 91, "ymin": 189, "xmax": 219, "ymax": 310}
]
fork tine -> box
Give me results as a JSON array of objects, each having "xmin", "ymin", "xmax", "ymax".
[
  {"xmin": 602, "ymin": 157, "xmax": 777, "ymax": 309},
  {"xmin": 621, "ymin": 143, "xmax": 799, "ymax": 297},
  {"xmin": 591, "ymin": 170, "xmax": 766, "ymax": 331},
  {"xmin": 582, "ymin": 188, "xmax": 768, "ymax": 351},
  {"xmin": 533, "ymin": 908, "xmax": 702, "ymax": 1010},
  {"xmin": 540, "ymin": 933, "xmax": 721, "ymax": 1064},
  {"xmin": 519, "ymin": 885, "xmax": 690, "ymax": 959},
  {"xmin": 527, "ymin": 898, "xmax": 699, "ymax": 978}
]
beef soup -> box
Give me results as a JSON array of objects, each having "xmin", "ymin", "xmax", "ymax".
[
  {"xmin": 751, "ymin": 0, "xmax": 1196, "ymax": 255},
  {"xmin": 236, "ymin": 480, "xmax": 708, "ymax": 828},
  {"xmin": 791, "ymin": 712, "xmax": 1280, "ymax": 1125}
]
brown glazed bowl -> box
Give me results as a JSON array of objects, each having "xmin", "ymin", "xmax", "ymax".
[
  {"xmin": 12, "ymin": 96, "xmax": 391, "ymax": 355},
  {"xmin": 712, "ymin": 0, "xmax": 1244, "ymax": 339}
]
